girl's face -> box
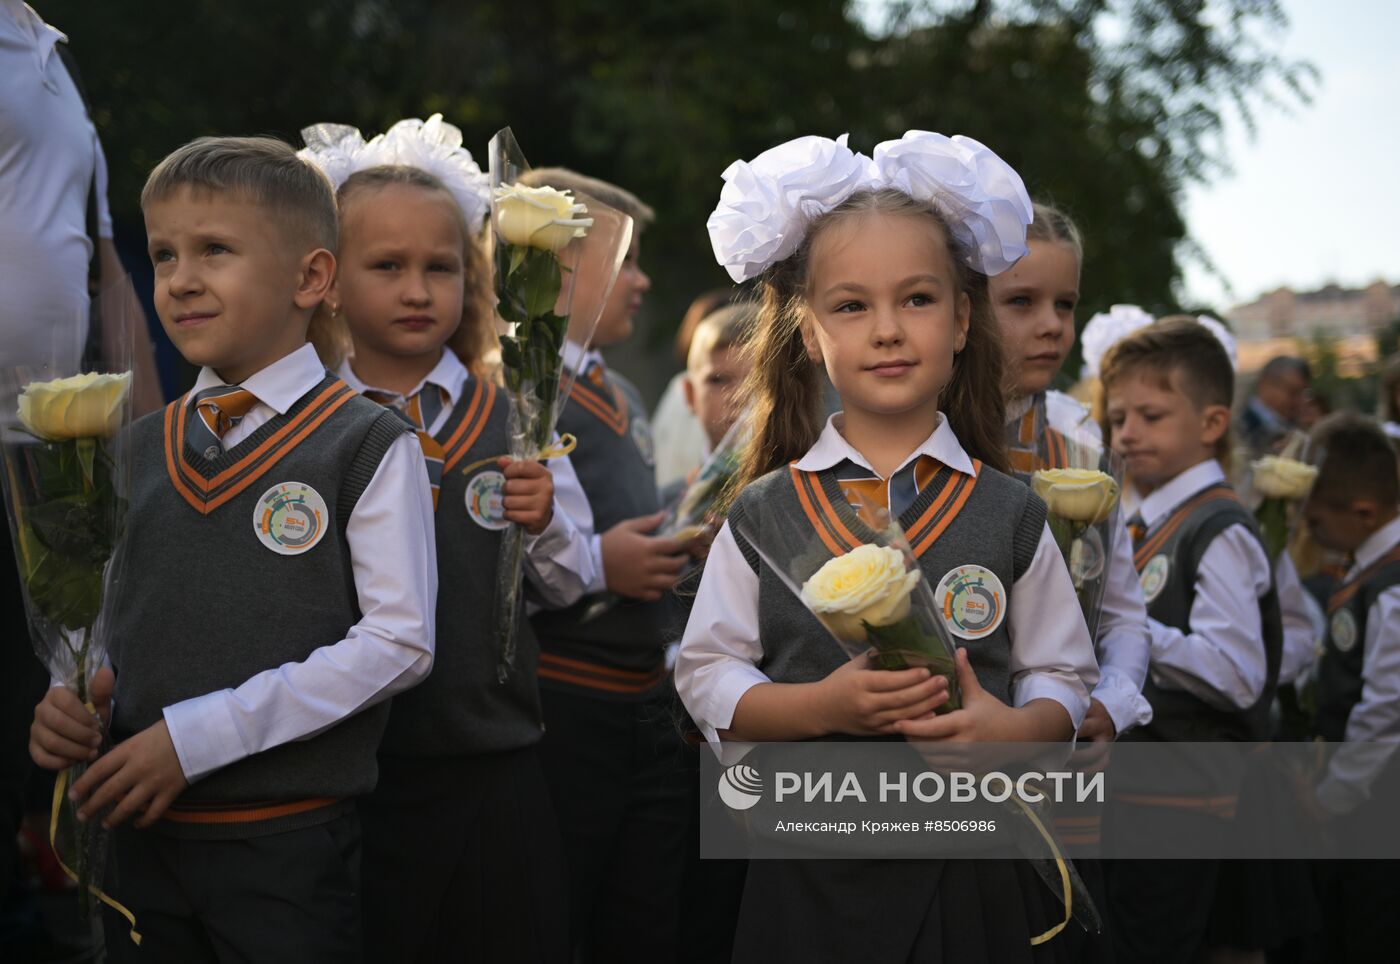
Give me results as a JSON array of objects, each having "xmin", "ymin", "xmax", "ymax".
[
  {"xmin": 989, "ymin": 239, "xmax": 1080, "ymax": 399},
  {"xmin": 801, "ymin": 210, "xmax": 969, "ymax": 423},
  {"xmin": 332, "ymin": 183, "xmax": 466, "ymax": 362}
]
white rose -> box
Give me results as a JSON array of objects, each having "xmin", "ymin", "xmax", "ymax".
[
  {"xmin": 494, "ymin": 184, "xmax": 593, "ymax": 251},
  {"xmin": 1251, "ymin": 456, "xmax": 1318, "ymax": 500},
  {"xmin": 17, "ymin": 372, "xmax": 131, "ymax": 441},
  {"xmin": 800, "ymin": 543, "xmax": 922, "ymax": 644},
  {"xmin": 1031, "ymin": 468, "xmax": 1120, "ymax": 524}
]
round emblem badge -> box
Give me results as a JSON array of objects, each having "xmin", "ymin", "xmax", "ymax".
[
  {"xmin": 1139, "ymin": 554, "xmax": 1170, "ymax": 604},
  {"xmin": 631, "ymin": 416, "xmax": 656, "ymax": 467},
  {"xmin": 465, "ymin": 470, "xmax": 510, "ymax": 531},
  {"xmin": 934, "ymin": 565, "xmax": 1006, "ymax": 640},
  {"xmin": 1330, "ymin": 609, "xmax": 1359, "ymax": 654},
  {"xmin": 253, "ymin": 482, "xmax": 328, "ymax": 555}
]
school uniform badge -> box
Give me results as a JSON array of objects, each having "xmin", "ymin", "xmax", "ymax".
[
  {"xmin": 934, "ymin": 565, "xmax": 1006, "ymax": 640},
  {"xmin": 631, "ymin": 415, "xmax": 656, "ymax": 466},
  {"xmin": 1330, "ymin": 609, "xmax": 1359, "ymax": 654},
  {"xmin": 465, "ymin": 470, "xmax": 510, "ymax": 530},
  {"xmin": 254, "ymin": 482, "xmax": 328, "ymax": 555},
  {"xmin": 1139, "ymin": 554, "xmax": 1170, "ymax": 604}
]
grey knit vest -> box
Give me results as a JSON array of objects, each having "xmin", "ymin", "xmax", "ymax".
[
  {"xmin": 1316, "ymin": 544, "xmax": 1400, "ymax": 743},
  {"xmin": 1125, "ymin": 484, "xmax": 1282, "ymax": 743},
  {"xmin": 728, "ymin": 462, "xmax": 1046, "ymax": 708},
  {"xmin": 379, "ymin": 377, "xmax": 546, "ymax": 757},
  {"xmin": 110, "ymin": 377, "xmax": 408, "ymax": 811},
  {"xmin": 530, "ymin": 366, "xmax": 671, "ymax": 697}
]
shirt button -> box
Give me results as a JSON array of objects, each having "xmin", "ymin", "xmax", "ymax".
[{"xmin": 204, "ymin": 445, "xmax": 221, "ymax": 460}]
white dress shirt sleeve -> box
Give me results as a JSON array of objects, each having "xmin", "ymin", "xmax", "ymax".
[
  {"xmin": 93, "ymin": 135, "xmax": 113, "ymax": 239},
  {"xmin": 1091, "ymin": 521, "xmax": 1153, "ymax": 735},
  {"xmin": 674, "ymin": 522, "xmax": 772, "ymax": 744},
  {"xmin": 1008, "ymin": 525, "xmax": 1098, "ymax": 732},
  {"xmin": 162, "ymin": 432, "xmax": 438, "ymax": 783},
  {"xmin": 1316, "ymin": 588, "xmax": 1400, "ymax": 814},
  {"xmin": 1275, "ymin": 551, "xmax": 1322, "ymax": 686},
  {"xmin": 523, "ymin": 451, "xmax": 598, "ymax": 608},
  {"xmin": 1146, "ymin": 523, "xmax": 1271, "ymax": 711}
]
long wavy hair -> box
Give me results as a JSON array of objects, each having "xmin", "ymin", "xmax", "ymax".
[
  {"xmin": 308, "ymin": 165, "xmax": 497, "ymax": 379},
  {"xmin": 721, "ymin": 188, "xmax": 1011, "ymax": 512}
]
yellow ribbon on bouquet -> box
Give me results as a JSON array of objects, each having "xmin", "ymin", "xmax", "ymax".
[
  {"xmin": 1012, "ymin": 793, "xmax": 1072, "ymax": 946},
  {"xmin": 455, "ymin": 432, "xmax": 578, "ymax": 477},
  {"xmin": 49, "ymin": 704, "xmax": 142, "ymax": 946}
]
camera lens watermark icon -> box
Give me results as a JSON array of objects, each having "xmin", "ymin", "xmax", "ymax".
[{"xmin": 718, "ymin": 764, "xmax": 764, "ymax": 811}]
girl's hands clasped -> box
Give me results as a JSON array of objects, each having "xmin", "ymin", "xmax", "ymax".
[{"xmin": 815, "ymin": 653, "xmax": 950, "ymax": 736}]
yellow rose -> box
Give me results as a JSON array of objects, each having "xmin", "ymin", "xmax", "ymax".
[
  {"xmin": 493, "ymin": 184, "xmax": 593, "ymax": 251},
  {"xmin": 17, "ymin": 372, "xmax": 131, "ymax": 441},
  {"xmin": 1031, "ymin": 468, "xmax": 1120, "ymax": 524},
  {"xmin": 800, "ymin": 543, "xmax": 922, "ymax": 644},
  {"xmin": 1250, "ymin": 456, "xmax": 1318, "ymax": 500}
]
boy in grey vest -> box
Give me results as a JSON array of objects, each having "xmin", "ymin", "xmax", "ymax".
[
  {"xmin": 1303, "ymin": 413, "xmax": 1400, "ymax": 956},
  {"xmin": 27, "ymin": 137, "xmax": 436, "ymax": 963},
  {"xmin": 520, "ymin": 168, "xmax": 699, "ymax": 961},
  {"xmin": 1098, "ymin": 319, "xmax": 1282, "ymax": 963}
]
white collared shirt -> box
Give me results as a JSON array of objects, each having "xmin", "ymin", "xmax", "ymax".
[
  {"xmin": 563, "ymin": 338, "xmax": 616, "ymax": 594},
  {"xmin": 675, "ymin": 414, "xmax": 1098, "ymax": 744},
  {"xmin": 1275, "ymin": 550, "xmax": 1323, "ymax": 685},
  {"xmin": 337, "ymin": 349, "xmax": 597, "ymax": 607},
  {"xmin": 0, "ymin": 2, "xmax": 114, "ymax": 408},
  {"xmin": 161, "ymin": 344, "xmax": 437, "ymax": 783},
  {"xmin": 1317, "ymin": 514, "xmax": 1400, "ymax": 814},
  {"xmin": 1134, "ymin": 459, "xmax": 1273, "ymax": 711},
  {"xmin": 1033, "ymin": 391, "xmax": 1153, "ymax": 736}
]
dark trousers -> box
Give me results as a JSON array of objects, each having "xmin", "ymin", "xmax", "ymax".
[
  {"xmin": 103, "ymin": 813, "xmax": 362, "ymax": 964},
  {"xmin": 537, "ymin": 688, "xmax": 693, "ymax": 963},
  {"xmin": 358, "ymin": 746, "xmax": 567, "ymax": 963}
]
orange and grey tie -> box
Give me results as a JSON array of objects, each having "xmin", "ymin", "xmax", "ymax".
[
  {"xmin": 188, "ymin": 385, "xmax": 259, "ymax": 460},
  {"xmin": 1126, "ymin": 513, "xmax": 1148, "ymax": 547},
  {"xmin": 365, "ymin": 386, "xmax": 447, "ymax": 511}
]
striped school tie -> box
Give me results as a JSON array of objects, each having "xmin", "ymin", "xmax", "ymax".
[
  {"xmin": 833, "ymin": 455, "xmax": 940, "ymax": 523},
  {"xmin": 365, "ymin": 386, "xmax": 448, "ymax": 511},
  {"xmin": 1126, "ymin": 513, "xmax": 1148, "ymax": 547},
  {"xmin": 188, "ymin": 385, "xmax": 259, "ymax": 460}
]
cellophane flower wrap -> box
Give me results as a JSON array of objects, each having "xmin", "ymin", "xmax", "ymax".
[
  {"xmin": 1249, "ymin": 436, "xmax": 1318, "ymax": 562},
  {"xmin": 488, "ymin": 127, "xmax": 634, "ymax": 681},
  {"xmin": 663, "ymin": 417, "xmax": 751, "ymax": 542},
  {"xmin": 0, "ymin": 277, "xmax": 137, "ymax": 926},
  {"xmin": 732, "ymin": 503, "xmax": 962, "ymax": 711},
  {"xmin": 1029, "ymin": 426, "xmax": 1125, "ymax": 643}
]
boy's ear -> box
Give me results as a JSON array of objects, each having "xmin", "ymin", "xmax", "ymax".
[
  {"xmin": 294, "ymin": 248, "xmax": 337, "ymax": 311},
  {"xmin": 1199, "ymin": 403, "xmax": 1231, "ymax": 447},
  {"xmin": 682, "ymin": 374, "xmax": 697, "ymax": 415},
  {"xmin": 1354, "ymin": 497, "xmax": 1383, "ymax": 528}
]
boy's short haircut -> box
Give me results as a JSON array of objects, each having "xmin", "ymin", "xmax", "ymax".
[
  {"xmin": 141, "ymin": 136, "xmax": 338, "ymax": 251},
  {"xmin": 1101, "ymin": 317, "xmax": 1235, "ymax": 409},
  {"xmin": 1309, "ymin": 413, "xmax": 1400, "ymax": 507},
  {"xmin": 687, "ymin": 303, "xmax": 757, "ymax": 373},
  {"xmin": 1100, "ymin": 317, "xmax": 1235, "ymax": 460},
  {"xmin": 519, "ymin": 167, "xmax": 654, "ymax": 228}
]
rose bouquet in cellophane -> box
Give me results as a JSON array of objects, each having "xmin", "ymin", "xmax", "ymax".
[
  {"xmin": 1028, "ymin": 426, "xmax": 1124, "ymax": 642},
  {"xmin": 0, "ymin": 278, "xmax": 138, "ymax": 933},
  {"xmin": 488, "ymin": 127, "xmax": 634, "ymax": 681},
  {"xmin": 732, "ymin": 503, "xmax": 962, "ymax": 711}
]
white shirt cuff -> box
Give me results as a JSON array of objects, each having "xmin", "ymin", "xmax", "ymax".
[
  {"xmin": 1013, "ymin": 674, "xmax": 1089, "ymax": 733},
  {"xmin": 697, "ymin": 663, "xmax": 773, "ymax": 744},
  {"xmin": 162, "ymin": 693, "xmax": 247, "ymax": 783},
  {"xmin": 586, "ymin": 533, "xmax": 607, "ymax": 595},
  {"xmin": 1092, "ymin": 667, "xmax": 1154, "ymax": 736}
]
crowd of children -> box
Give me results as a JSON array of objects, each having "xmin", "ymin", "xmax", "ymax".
[{"xmin": 17, "ymin": 114, "xmax": 1400, "ymax": 964}]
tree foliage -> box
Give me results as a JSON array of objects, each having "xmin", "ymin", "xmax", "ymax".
[{"xmin": 58, "ymin": 0, "xmax": 1309, "ymax": 390}]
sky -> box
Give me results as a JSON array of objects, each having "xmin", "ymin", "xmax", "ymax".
[{"xmin": 1179, "ymin": 0, "xmax": 1400, "ymax": 311}]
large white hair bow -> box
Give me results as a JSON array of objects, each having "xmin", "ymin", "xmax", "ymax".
[
  {"xmin": 298, "ymin": 114, "xmax": 491, "ymax": 231},
  {"xmin": 1079, "ymin": 304, "xmax": 1156, "ymax": 382},
  {"xmin": 707, "ymin": 131, "xmax": 1032, "ymax": 283}
]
